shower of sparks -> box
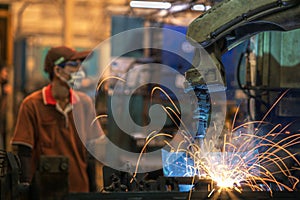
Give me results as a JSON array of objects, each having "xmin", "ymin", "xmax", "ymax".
[
  {"xmin": 95, "ymin": 76, "xmax": 300, "ymax": 197},
  {"xmin": 192, "ymin": 130, "xmax": 300, "ymax": 193},
  {"xmin": 137, "ymin": 88, "xmax": 299, "ymax": 197}
]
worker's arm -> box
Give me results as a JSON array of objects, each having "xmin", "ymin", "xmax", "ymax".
[{"xmin": 13, "ymin": 144, "xmax": 32, "ymax": 184}]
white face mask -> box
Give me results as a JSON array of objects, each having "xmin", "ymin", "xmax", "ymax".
[{"xmin": 58, "ymin": 70, "xmax": 86, "ymax": 89}]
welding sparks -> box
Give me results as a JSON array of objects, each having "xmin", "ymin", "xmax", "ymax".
[
  {"xmin": 156, "ymin": 121, "xmax": 300, "ymax": 199},
  {"xmin": 141, "ymin": 88, "xmax": 299, "ymax": 197},
  {"xmin": 95, "ymin": 75, "xmax": 300, "ymax": 198}
]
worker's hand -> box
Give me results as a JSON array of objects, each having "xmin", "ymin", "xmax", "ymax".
[
  {"xmin": 19, "ymin": 182, "xmax": 30, "ymax": 186},
  {"xmin": 18, "ymin": 182, "xmax": 30, "ymax": 193}
]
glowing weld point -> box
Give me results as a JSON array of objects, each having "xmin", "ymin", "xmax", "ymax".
[{"xmin": 216, "ymin": 179, "xmax": 235, "ymax": 189}]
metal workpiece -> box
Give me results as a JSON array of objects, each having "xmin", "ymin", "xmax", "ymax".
[{"xmin": 187, "ymin": 0, "xmax": 300, "ymax": 50}]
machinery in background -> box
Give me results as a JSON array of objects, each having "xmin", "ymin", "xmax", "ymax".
[{"xmin": 0, "ymin": 150, "xmax": 23, "ymax": 200}]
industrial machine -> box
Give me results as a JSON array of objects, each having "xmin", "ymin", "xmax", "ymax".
[
  {"xmin": 185, "ymin": 0, "xmax": 300, "ymax": 143},
  {"xmin": 183, "ymin": 0, "xmax": 300, "ymax": 196}
]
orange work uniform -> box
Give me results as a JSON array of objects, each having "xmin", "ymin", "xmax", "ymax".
[{"xmin": 11, "ymin": 84, "xmax": 101, "ymax": 193}]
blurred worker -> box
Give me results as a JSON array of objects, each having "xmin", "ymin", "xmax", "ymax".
[
  {"xmin": 0, "ymin": 62, "xmax": 12, "ymax": 149},
  {"xmin": 11, "ymin": 46, "xmax": 104, "ymax": 193}
]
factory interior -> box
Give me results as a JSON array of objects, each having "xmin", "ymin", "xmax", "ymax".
[{"xmin": 0, "ymin": 0, "xmax": 300, "ymax": 199}]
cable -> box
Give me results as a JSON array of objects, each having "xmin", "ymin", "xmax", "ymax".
[{"xmin": 236, "ymin": 41, "xmax": 270, "ymax": 121}]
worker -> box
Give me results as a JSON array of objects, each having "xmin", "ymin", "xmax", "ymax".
[{"xmin": 11, "ymin": 46, "xmax": 104, "ymax": 193}]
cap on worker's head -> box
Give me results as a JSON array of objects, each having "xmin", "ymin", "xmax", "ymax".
[{"xmin": 44, "ymin": 46, "xmax": 91, "ymax": 79}]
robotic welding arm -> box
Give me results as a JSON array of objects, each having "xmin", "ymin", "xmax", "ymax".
[{"xmin": 185, "ymin": 0, "xmax": 300, "ymax": 142}]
